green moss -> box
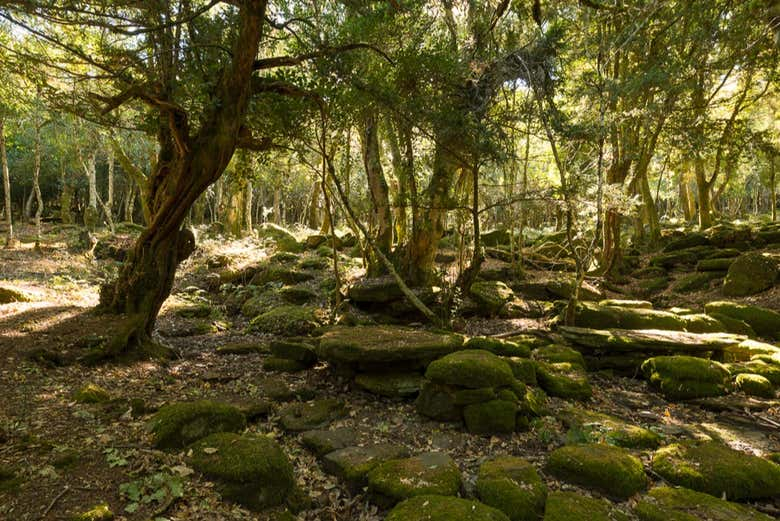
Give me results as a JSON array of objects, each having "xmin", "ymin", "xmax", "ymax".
[
  {"xmin": 476, "ymin": 457, "xmax": 546, "ymax": 521},
  {"xmin": 463, "ymin": 399, "xmax": 517, "ymax": 434},
  {"xmin": 0, "ymin": 286, "xmax": 30, "ymax": 303},
  {"xmin": 216, "ymin": 342, "xmax": 267, "ymax": 355},
  {"xmin": 173, "ymin": 302, "xmax": 213, "ymax": 318},
  {"xmin": 521, "ymin": 387, "xmax": 549, "ymax": 417},
  {"xmin": 269, "ymin": 341, "xmax": 317, "ymax": 364},
  {"xmin": 251, "ymin": 265, "xmax": 313, "ymax": 285},
  {"xmin": 735, "ymin": 373, "xmax": 774, "ymax": 398},
  {"xmin": 367, "ymin": 452, "xmax": 462, "ymax": 508},
  {"xmin": 415, "ymin": 382, "xmax": 460, "ymax": 421},
  {"xmin": 542, "ymin": 491, "xmax": 630, "ymax": 521},
  {"xmin": 73, "ymin": 383, "xmax": 111, "ymax": 404},
  {"xmin": 385, "ymin": 495, "xmax": 510, "ymax": 521},
  {"xmin": 453, "ymin": 387, "xmax": 497, "ymax": 405},
  {"xmin": 546, "ymin": 443, "xmax": 647, "ymax": 499},
  {"xmin": 299, "ymin": 257, "xmax": 329, "ymax": 270},
  {"xmin": 723, "ymin": 252, "xmax": 778, "ymax": 297},
  {"xmin": 249, "ymin": 306, "xmax": 323, "ymax": 336},
  {"xmin": 705, "ymin": 301, "xmax": 780, "ymax": 338},
  {"xmin": 600, "ymin": 299, "xmax": 653, "ymax": 309},
  {"xmin": 641, "ymin": 355, "xmax": 730, "ymax": 399},
  {"xmin": 637, "ymin": 276, "xmax": 670, "ymax": 296},
  {"xmin": 279, "ymin": 285, "xmax": 318, "ymax": 304},
  {"xmin": 465, "ymin": 337, "xmax": 531, "ymax": 358},
  {"xmin": 258, "ymin": 223, "xmax": 302, "ymax": 253},
  {"xmin": 354, "ymin": 372, "xmax": 424, "ymax": 397},
  {"xmin": 707, "ymin": 313, "xmax": 756, "ymax": 337},
  {"xmin": 269, "ymin": 251, "xmax": 300, "ymax": 263},
  {"xmin": 671, "ymin": 273, "xmax": 720, "ymax": 294},
  {"xmin": 535, "ymin": 362, "xmax": 592, "ymax": 400},
  {"xmin": 696, "ymin": 257, "xmax": 733, "ymax": 272},
  {"xmin": 322, "ymin": 444, "xmax": 410, "ymax": 489},
  {"xmin": 681, "ymin": 314, "xmax": 725, "ymax": 334},
  {"xmin": 573, "ymin": 302, "xmax": 685, "ymax": 331},
  {"xmin": 651, "ymin": 440, "xmax": 780, "ymax": 500},
  {"xmin": 70, "ymin": 504, "xmax": 114, "ymax": 521},
  {"xmin": 263, "ymin": 357, "xmax": 308, "ymax": 373},
  {"xmin": 277, "ymin": 398, "xmax": 346, "ymax": 432},
  {"xmin": 634, "ymin": 486, "xmax": 775, "ymax": 521},
  {"xmin": 559, "ymin": 408, "xmax": 661, "ymax": 449},
  {"xmin": 532, "ymin": 344, "xmax": 585, "ymax": 368},
  {"xmin": 426, "ymin": 350, "xmax": 515, "ymax": 389},
  {"xmin": 189, "ymin": 432, "xmax": 294, "ymax": 511},
  {"xmin": 504, "ymin": 357, "xmax": 537, "ymax": 385},
  {"xmin": 148, "ymin": 400, "xmax": 246, "ymax": 449},
  {"xmin": 470, "ymin": 281, "xmax": 514, "ymax": 314},
  {"xmin": 729, "ymin": 361, "xmax": 780, "ymax": 385}
]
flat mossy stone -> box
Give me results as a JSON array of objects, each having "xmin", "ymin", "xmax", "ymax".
[
  {"xmin": 728, "ymin": 360, "xmax": 780, "ymax": 385},
  {"xmin": 279, "ymin": 285, "xmax": 318, "ymax": 304},
  {"xmin": 681, "ymin": 314, "xmax": 726, "ymax": 334},
  {"xmin": 257, "ymin": 377, "xmax": 315, "ymax": 402},
  {"xmin": 600, "ymin": 299, "xmax": 653, "ymax": 309},
  {"xmin": 532, "ymin": 344, "xmax": 585, "ymax": 368},
  {"xmin": 542, "ymin": 491, "xmax": 630, "ymax": 521},
  {"xmin": 637, "ymin": 276, "xmax": 670, "ymax": 296},
  {"xmin": 504, "ymin": 357, "xmax": 537, "ymax": 385},
  {"xmin": 70, "ymin": 504, "xmax": 114, "ymax": 521},
  {"xmin": 354, "ymin": 372, "xmax": 424, "ymax": 397},
  {"xmin": 641, "ymin": 356, "xmax": 730, "ymax": 401},
  {"xmin": 425, "ymin": 350, "xmax": 515, "ymax": 389},
  {"xmin": 504, "ymin": 334, "xmax": 551, "ymax": 350},
  {"xmin": 634, "ymin": 486, "xmax": 775, "ymax": 521},
  {"xmin": 671, "ymin": 272, "xmax": 721, "ymax": 294},
  {"xmin": 278, "ymin": 399, "xmax": 347, "ymax": 432},
  {"xmin": 346, "ymin": 276, "xmax": 404, "ymax": 303},
  {"xmin": 189, "ymin": 432, "xmax": 294, "ymax": 511},
  {"xmin": 663, "ymin": 234, "xmax": 711, "ymax": 252},
  {"xmin": 249, "ymin": 306, "xmax": 322, "ymax": 336},
  {"xmin": 367, "ymin": 452, "xmax": 462, "ymax": 508},
  {"xmin": 73, "ymin": 383, "xmax": 111, "ymax": 404},
  {"xmin": 322, "ymin": 444, "xmax": 410, "ymax": 489},
  {"xmin": 463, "ymin": 399, "xmax": 517, "ymax": 434},
  {"xmin": 415, "ymin": 382, "xmax": 460, "ymax": 421},
  {"xmin": 705, "ymin": 301, "xmax": 780, "ymax": 338},
  {"xmin": 477, "ymin": 456, "xmax": 547, "ymax": 521},
  {"xmin": 572, "ymin": 302, "xmax": 685, "ymax": 331},
  {"xmin": 454, "ymin": 387, "xmax": 497, "ymax": 405},
  {"xmin": 301, "ymin": 428, "xmax": 357, "ymax": 457},
  {"xmin": 385, "ymin": 495, "xmax": 510, "ymax": 521},
  {"xmin": 240, "ymin": 293, "xmax": 281, "ymax": 318},
  {"xmin": 558, "ymin": 408, "xmax": 661, "ymax": 449},
  {"xmin": 318, "ymin": 326, "xmax": 463, "ymax": 366},
  {"xmin": 651, "ymin": 440, "xmax": 780, "ymax": 500},
  {"xmin": 708, "ymin": 313, "xmax": 756, "ymax": 337},
  {"xmin": 263, "ymin": 357, "xmax": 309, "ymax": 373},
  {"xmin": 735, "ymin": 373, "xmax": 774, "ymax": 398},
  {"xmin": 251, "ymin": 265, "xmax": 313, "ymax": 285},
  {"xmin": 270, "ymin": 340, "xmax": 317, "ymax": 364},
  {"xmin": 546, "ymin": 443, "xmax": 647, "ymax": 499},
  {"xmin": 470, "ymin": 281, "xmax": 515, "ymax": 314},
  {"xmin": 148, "ymin": 400, "xmax": 246, "ymax": 449},
  {"xmin": 723, "ymin": 252, "xmax": 778, "ymax": 297},
  {"xmin": 696, "ymin": 257, "xmax": 733, "ymax": 272},
  {"xmin": 465, "ymin": 337, "xmax": 531, "ymax": 358},
  {"xmin": 535, "ymin": 362, "xmax": 592, "ymax": 400}
]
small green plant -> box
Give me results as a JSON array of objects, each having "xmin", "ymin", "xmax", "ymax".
[
  {"xmin": 119, "ymin": 471, "xmax": 184, "ymax": 514},
  {"xmin": 103, "ymin": 447, "xmax": 130, "ymax": 468}
]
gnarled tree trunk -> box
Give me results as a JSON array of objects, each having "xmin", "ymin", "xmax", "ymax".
[{"xmin": 361, "ymin": 112, "xmax": 392, "ymax": 276}]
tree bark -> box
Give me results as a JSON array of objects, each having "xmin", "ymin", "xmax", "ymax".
[
  {"xmin": 361, "ymin": 112, "xmax": 392, "ymax": 275},
  {"xmin": 1, "ymin": 115, "xmax": 13, "ymax": 246},
  {"xmin": 32, "ymin": 113, "xmax": 43, "ymax": 249}
]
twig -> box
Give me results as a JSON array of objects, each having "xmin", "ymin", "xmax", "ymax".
[
  {"xmin": 149, "ymin": 494, "xmax": 178, "ymax": 518},
  {"xmin": 40, "ymin": 485, "xmax": 69, "ymax": 519}
]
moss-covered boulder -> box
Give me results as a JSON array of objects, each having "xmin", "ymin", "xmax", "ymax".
[
  {"xmin": 696, "ymin": 257, "xmax": 733, "ymax": 272},
  {"xmin": 465, "ymin": 337, "xmax": 531, "ymax": 358},
  {"xmin": 0, "ymin": 286, "xmax": 31, "ymax": 304},
  {"xmin": 148, "ymin": 400, "xmax": 246, "ymax": 449},
  {"xmin": 189, "ymin": 433, "xmax": 295, "ymax": 511},
  {"xmin": 504, "ymin": 357, "xmax": 537, "ymax": 385},
  {"xmin": 535, "ymin": 362, "xmax": 592, "ymax": 400},
  {"xmin": 558, "ymin": 408, "xmax": 661, "ymax": 449},
  {"xmin": 463, "ymin": 399, "xmax": 517, "ymax": 434},
  {"xmin": 634, "ymin": 486, "xmax": 775, "ymax": 521},
  {"xmin": 73, "ymin": 383, "xmax": 111, "ymax": 404},
  {"xmin": 532, "ymin": 344, "xmax": 585, "ymax": 368},
  {"xmin": 681, "ymin": 313, "xmax": 726, "ymax": 334},
  {"xmin": 71, "ymin": 504, "xmax": 114, "ymax": 521},
  {"xmin": 317, "ymin": 326, "xmax": 463, "ymax": 369},
  {"xmin": 367, "ymin": 452, "xmax": 461, "ymax": 507},
  {"xmin": 723, "ymin": 252, "xmax": 778, "ymax": 297},
  {"xmin": 301, "ymin": 428, "xmax": 357, "ymax": 457},
  {"xmin": 250, "ymin": 265, "xmax": 314, "ymax": 286},
  {"xmin": 347, "ymin": 276, "xmax": 404, "ymax": 303},
  {"xmin": 735, "ymin": 373, "xmax": 774, "ymax": 398},
  {"xmin": 671, "ymin": 272, "xmax": 721, "ymax": 294},
  {"xmin": 707, "ymin": 313, "xmax": 756, "ymax": 337},
  {"xmin": 258, "ymin": 223, "xmax": 302, "ymax": 252},
  {"xmin": 641, "ymin": 356, "xmax": 730, "ymax": 400},
  {"xmin": 415, "ymin": 382, "xmax": 461, "ymax": 421},
  {"xmin": 249, "ymin": 305, "xmax": 322, "ymax": 336},
  {"xmin": 385, "ymin": 495, "xmax": 510, "ymax": 521},
  {"xmin": 426, "ymin": 350, "xmax": 515, "ymax": 389},
  {"xmin": 470, "ymin": 281, "xmax": 514, "ymax": 314},
  {"xmin": 663, "ymin": 233, "xmax": 710, "ymax": 252},
  {"xmin": 542, "ymin": 491, "xmax": 630, "ymax": 521},
  {"xmin": 354, "ymin": 372, "xmax": 424, "ymax": 397},
  {"xmin": 476, "ymin": 456, "xmax": 546, "ymax": 521},
  {"xmin": 263, "ymin": 357, "xmax": 308, "ymax": 373},
  {"xmin": 279, "ymin": 285, "xmax": 318, "ymax": 304},
  {"xmin": 600, "ymin": 299, "xmax": 653, "ymax": 309},
  {"xmin": 277, "ymin": 398, "xmax": 346, "ymax": 432},
  {"xmin": 652, "ymin": 440, "xmax": 780, "ymax": 500},
  {"xmin": 705, "ymin": 301, "xmax": 780, "ymax": 338},
  {"xmin": 547, "ymin": 443, "xmax": 646, "ymax": 499},
  {"xmin": 572, "ymin": 302, "xmax": 686, "ymax": 331},
  {"xmin": 322, "ymin": 444, "xmax": 410, "ymax": 489},
  {"xmin": 729, "ymin": 360, "xmax": 780, "ymax": 385},
  {"xmin": 270, "ymin": 340, "xmax": 317, "ymax": 365}
]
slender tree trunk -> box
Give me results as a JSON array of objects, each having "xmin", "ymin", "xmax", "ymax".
[
  {"xmin": 60, "ymin": 160, "xmax": 74, "ymax": 225},
  {"xmin": 307, "ymin": 180, "xmax": 321, "ymax": 229},
  {"xmin": 245, "ymin": 180, "xmax": 253, "ymax": 234},
  {"xmin": 386, "ymin": 118, "xmax": 408, "ymax": 245},
  {"xmin": 1, "ymin": 115, "xmax": 14, "ymax": 246},
  {"xmin": 32, "ymin": 114, "xmax": 43, "ymax": 249},
  {"xmin": 694, "ymin": 156, "xmax": 712, "ymax": 229},
  {"xmin": 361, "ymin": 112, "xmax": 392, "ymax": 276},
  {"xmin": 107, "ymin": 147, "xmax": 115, "ymax": 221},
  {"xmin": 125, "ymin": 184, "xmax": 135, "ymax": 223},
  {"xmin": 771, "ymin": 157, "xmax": 777, "ymax": 222},
  {"xmin": 273, "ymin": 187, "xmax": 281, "ymax": 224},
  {"xmin": 637, "ymin": 164, "xmax": 660, "ymax": 245}
]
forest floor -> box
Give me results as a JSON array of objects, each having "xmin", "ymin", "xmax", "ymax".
[{"xmin": 1, "ymin": 223, "xmax": 779, "ymax": 521}]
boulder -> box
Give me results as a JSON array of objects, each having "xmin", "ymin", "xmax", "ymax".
[
  {"xmin": 728, "ymin": 360, "xmax": 780, "ymax": 385},
  {"xmin": 304, "ymin": 233, "xmax": 328, "ymax": 248},
  {"xmin": 735, "ymin": 373, "xmax": 774, "ymax": 398},
  {"xmin": 367, "ymin": 452, "xmax": 462, "ymax": 507},
  {"xmin": 536, "ymin": 362, "xmax": 591, "ymax": 400},
  {"xmin": 464, "ymin": 337, "xmax": 531, "ymax": 358},
  {"xmin": 258, "ymin": 223, "xmax": 301, "ymax": 252},
  {"xmin": 641, "ymin": 356, "xmax": 731, "ymax": 400},
  {"xmin": 463, "ymin": 399, "xmax": 517, "ymax": 434},
  {"xmin": 263, "ymin": 357, "xmax": 308, "ymax": 373},
  {"xmin": 696, "ymin": 257, "xmax": 733, "ymax": 272},
  {"xmin": 354, "ymin": 373, "xmax": 424, "ymax": 397},
  {"xmin": 425, "ymin": 350, "xmax": 515, "ymax": 389},
  {"xmin": 322, "ymin": 444, "xmax": 410, "ymax": 490},
  {"xmin": 531, "ymin": 344, "xmax": 585, "ymax": 368},
  {"xmin": 250, "ymin": 265, "xmax": 314, "ymax": 286},
  {"xmin": 707, "ymin": 313, "xmax": 756, "ymax": 337},
  {"xmin": 671, "ymin": 272, "xmax": 721, "ymax": 293},
  {"xmin": 249, "ymin": 305, "xmax": 322, "ymax": 336},
  {"xmin": 301, "ymin": 428, "xmax": 357, "ymax": 457},
  {"xmin": 73, "ymin": 383, "xmax": 111, "ymax": 404},
  {"xmin": 481, "ymin": 229, "xmax": 511, "ymax": 247},
  {"xmin": 634, "ymin": 486, "xmax": 775, "ymax": 521},
  {"xmin": 558, "ymin": 408, "xmax": 661, "ymax": 449},
  {"xmin": 470, "ymin": 281, "xmax": 514, "ymax": 314},
  {"xmin": 269, "ymin": 340, "xmax": 317, "ymax": 365},
  {"xmin": 723, "ymin": 252, "xmax": 778, "ymax": 297},
  {"xmin": 600, "ymin": 299, "xmax": 652, "ymax": 309},
  {"xmin": 476, "ymin": 456, "xmax": 547, "ymax": 521},
  {"xmin": 148, "ymin": 401, "xmax": 246, "ymax": 449},
  {"xmin": 571, "ymin": 302, "xmax": 686, "ymax": 331},
  {"xmin": 277, "ymin": 399, "xmax": 346, "ymax": 432},
  {"xmin": 650, "ymin": 246, "xmax": 712, "ymax": 268},
  {"xmin": 705, "ymin": 301, "xmax": 780, "ymax": 338},
  {"xmin": 0, "ymin": 286, "xmax": 30, "ymax": 304},
  {"xmin": 385, "ymin": 495, "xmax": 510, "ymax": 521},
  {"xmin": 663, "ymin": 233, "xmax": 710, "ymax": 252},
  {"xmin": 189, "ymin": 433, "xmax": 295, "ymax": 511},
  {"xmin": 347, "ymin": 276, "xmax": 404, "ymax": 303},
  {"xmin": 680, "ymin": 313, "xmax": 726, "ymax": 334},
  {"xmin": 415, "ymin": 382, "xmax": 461, "ymax": 421},
  {"xmin": 504, "ymin": 357, "xmax": 537, "ymax": 385},
  {"xmin": 651, "ymin": 440, "xmax": 780, "ymax": 500},
  {"xmin": 279, "ymin": 285, "xmax": 318, "ymax": 304},
  {"xmin": 546, "ymin": 443, "xmax": 647, "ymax": 499},
  {"xmin": 542, "ymin": 491, "xmax": 630, "ymax": 521}
]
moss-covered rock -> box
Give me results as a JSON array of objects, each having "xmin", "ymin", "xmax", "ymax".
[
  {"xmin": 696, "ymin": 257, "xmax": 733, "ymax": 272},
  {"xmin": 415, "ymin": 382, "xmax": 460, "ymax": 421},
  {"xmin": 354, "ymin": 372, "xmax": 424, "ymax": 397},
  {"xmin": 0, "ymin": 286, "xmax": 31, "ymax": 303},
  {"xmin": 558, "ymin": 408, "xmax": 661, "ymax": 449},
  {"xmin": 470, "ymin": 281, "xmax": 514, "ymax": 314},
  {"xmin": 637, "ymin": 276, "xmax": 670, "ymax": 297},
  {"xmin": 641, "ymin": 356, "xmax": 730, "ymax": 400},
  {"xmin": 250, "ymin": 265, "xmax": 314, "ymax": 286},
  {"xmin": 681, "ymin": 313, "xmax": 726, "ymax": 334},
  {"xmin": 463, "ymin": 399, "xmax": 517, "ymax": 434},
  {"xmin": 728, "ymin": 360, "xmax": 780, "ymax": 385},
  {"xmin": 258, "ymin": 223, "xmax": 302, "ymax": 253},
  {"xmin": 73, "ymin": 383, "xmax": 111, "ymax": 404},
  {"xmin": 270, "ymin": 340, "xmax": 317, "ymax": 364},
  {"xmin": 651, "ymin": 440, "xmax": 780, "ymax": 500},
  {"xmin": 263, "ymin": 357, "xmax": 308, "ymax": 373},
  {"xmin": 385, "ymin": 495, "xmax": 510, "ymax": 521},
  {"xmin": 279, "ymin": 285, "xmax": 318, "ymax": 304},
  {"xmin": 347, "ymin": 276, "xmax": 404, "ymax": 303},
  {"xmin": 600, "ymin": 299, "xmax": 653, "ymax": 309},
  {"xmin": 71, "ymin": 504, "xmax": 114, "ymax": 521},
  {"xmin": 707, "ymin": 313, "xmax": 756, "ymax": 337},
  {"xmin": 634, "ymin": 486, "xmax": 775, "ymax": 521},
  {"xmin": 322, "ymin": 444, "xmax": 410, "ymax": 489},
  {"xmin": 426, "ymin": 350, "xmax": 515, "ymax": 389},
  {"xmin": 476, "ymin": 456, "xmax": 546, "ymax": 521},
  {"xmin": 671, "ymin": 272, "xmax": 721, "ymax": 294},
  {"xmin": 542, "ymin": 491, "xmax": 630, "ymax": 521},
  {"xmin": 650, "ymin": 247, "xmax": 709, "ymax": 269},
  {"xmin": 249, "ymin": 305, "xmax": 323, "ymax": 336},
  {"xmin": 189, "ymin": 432, "xmax": 295, "ymax": 511},
  {"xmin": 465, "ymin": 337, "xmax": 531, "ymax": 358},
  {"xmin": 663, "ymin": 233, "xmax": 711, "ymax": 252},
  {"xmin": 735, "ymin": 373, "xmax": 774, "ymax": 398},
  {"xmin": 278, "ymin": 399, "xmax": 346, "ymax": 432},
  {"xmin": 572, "ymin": 302, "xmax": 686, "ymax": 331},
  {"xmin": 504, "ymin": 357, "xmax": 537, "ymax": 385},
  {"xmin": 148, "ymin": 400, "xmax": 246, "ymax": 449},
  {"xmin": 535, "ymin": 362, "xmax": 592, "ymax": 400},
  {"xmin": 521, "ymin": 387, "xmax": 549, "ymax": 417},
  {"xmin": 301, "ymin": 428, "xmax": 357, "ymax": 457},
  {"xmin": 546, "ymin": 443, "xmax": 647, "ymax": 499},
  {"xmin": 367, "ymin": 452, "xmax": 461, "ymax": 507},
  {"xmin": 705, "ymin": 301, "xmax": 780, "ymax": 338},
  {"xmin": 532, "ymin": 344, "xmax": 585, "ymax": 368},
  {"xmin": 723, "ymin": 252, "xmax": 778, "ymax": 297}
]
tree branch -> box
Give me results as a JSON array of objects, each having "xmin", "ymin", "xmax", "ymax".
[{"xmin": 252, "ymin": 43, "xmax": 393, "ymax": 70}]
